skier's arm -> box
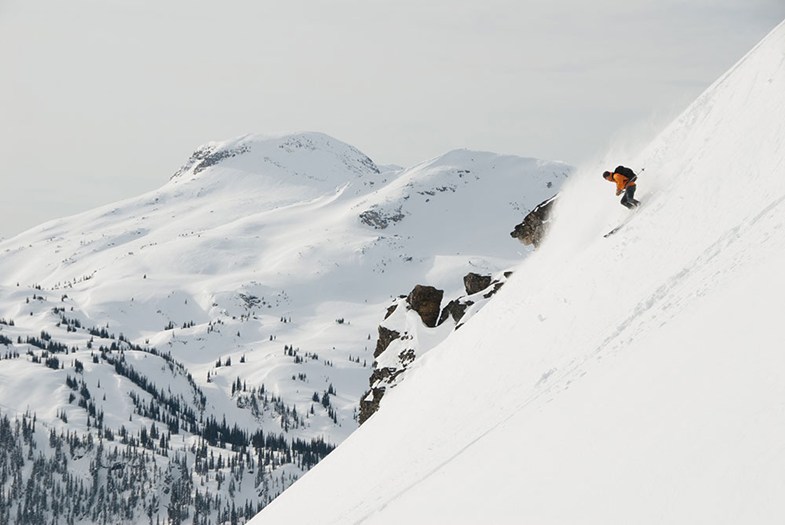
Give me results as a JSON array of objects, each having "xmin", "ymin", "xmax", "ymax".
[{"xmin": 613, "ymin": 174, "xmax": 626, "ymax": 195}]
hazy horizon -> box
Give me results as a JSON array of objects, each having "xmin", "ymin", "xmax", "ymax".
[{"xmin": 1, "ymin": 0, "xmax": 784, "ymax": 239}]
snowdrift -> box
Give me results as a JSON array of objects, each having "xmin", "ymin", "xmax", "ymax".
[{"xmin": 251, "ymin": 19, "xmax": 785, "ymax": 525}]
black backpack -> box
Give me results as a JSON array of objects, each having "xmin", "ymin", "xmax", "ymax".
[{"xmin": 614, "ymin": 165, "xmax": 637, "ymax": 182}]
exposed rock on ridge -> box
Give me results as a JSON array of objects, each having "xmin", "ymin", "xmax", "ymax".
[
  {"xmin": 360, "ymin": 271, "xmax": 512, "ymax": 423},
  {"xmin": 407, "ymin": 285, "xmax": 444, "ymax": 328},
  {"xmin": 511, "ymin": 195, "xmax": 558, "ymax": 248},
  {"xmin": 464, "ymin": 272, "xmax": 492, "ymax": 295}
]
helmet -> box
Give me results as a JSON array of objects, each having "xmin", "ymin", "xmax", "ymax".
[{"xmin": 602, "ymin": 171, "xmax": 612, "ymax": 179}]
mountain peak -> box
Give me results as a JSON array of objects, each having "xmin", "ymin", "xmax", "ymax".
[{"xmin": 171, "ymin": 131, "xmax": 380, "ymax": 182}]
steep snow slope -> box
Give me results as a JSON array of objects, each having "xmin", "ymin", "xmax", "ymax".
[
  {"xmin": 252, "ymin": 20, "xmax": 785, "ymax": 525},
  {"xmin": 0, "ymin": 132, "xmax": 568, "ymax": 522}
]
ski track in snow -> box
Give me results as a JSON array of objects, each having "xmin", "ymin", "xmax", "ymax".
[
  {"xmin": 599, "ymin": 191, "xmax": 785, "ymax": 358},
  {"xmin": 352, "ymin": 187, "xmax": 785, "ymax": 523}
]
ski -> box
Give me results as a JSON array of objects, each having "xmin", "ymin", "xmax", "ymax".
[
  {"xmin": 603, "ymin": 204, "xmax": 642, "ymax": 238},
  {"xmin": 603, "ymin": 224, "xmax": 626, "ymax": 238}
]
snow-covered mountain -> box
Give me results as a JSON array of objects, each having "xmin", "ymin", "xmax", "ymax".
[
  {"xmin": 0, "ymin": 132, "xmax": 569, "ymax": 523},
  {"xmin": 251, "ymin": 19, "xmax": 785, "ymax": 525}
]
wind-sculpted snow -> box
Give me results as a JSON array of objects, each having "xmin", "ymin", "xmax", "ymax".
[
  {"xmin": 252, "ymin": 20, "xmax": 785, "ymax": 525},
  {"xmin": 0, "ymin": 130, "xmax": 568, "ymax": 523}
]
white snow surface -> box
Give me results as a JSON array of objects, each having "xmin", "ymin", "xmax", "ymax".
[{"xmin": 251, "ymin": 20, "xmax": 785, "ymax": 525}]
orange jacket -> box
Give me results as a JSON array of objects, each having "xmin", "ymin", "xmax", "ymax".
[{"xmin": 610, "ymin": 172, "xmax": 636, "ymax": 194}]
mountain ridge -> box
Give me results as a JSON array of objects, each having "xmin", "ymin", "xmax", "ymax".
[{"xmin": 0, "ymin": 131, "xmax": 569, "ymax": 523}]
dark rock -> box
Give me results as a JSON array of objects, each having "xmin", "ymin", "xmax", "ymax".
[
  {"xmin": 463, "ymin": 273, "xmax": 492, "ymax": 295},
  {"xmin": 359, "ymin": 207, "xmax": 405, "ymax": 229},
  {"xmin": 359, "ymin": 387, "xmax": 386, "ymax": 424},
  {"xmin": 397, "ymin": 348, "xmax": 416, "ymax": 366},
  {"xmin": 384, "ymin": 304, "xmax": 398, "ymax": 320},
  {"xmin": 510, "ymin": 195, "xmax": 558, "ymax": 248},
  {"xmin": 172, "ymin": 144, "xmax": 251, "ymax": 178},
  {"xmin": 361, "ymin": 272, "xmax": 514, "ymax": 423},
  {"xmin": 483, "ymin": 282, "xmax": 505, "ymax": 299},
  {"xmin": 374, "ymin": 326, "xmax": 401, "ymax": 358},
  {"xmin": 369, "ymin": 366, "xmax": 404, "ymax": 385},
  {"xmin": 359, "ymin": 352, "xmax": 412, "ymax": 424},
  {"xmin": 438, "ymin": 299, "xmax": 474, "ymax": 326},
  {"xmin": 406, "ymin": 285, "xmax": 444, "ymax": 328}
]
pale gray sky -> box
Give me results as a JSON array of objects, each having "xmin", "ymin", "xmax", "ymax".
[{"xmin": 1, "ymin": 0, "xmax": 784, "ymax": 239}]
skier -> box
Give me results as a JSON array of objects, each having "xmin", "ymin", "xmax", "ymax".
[{"xmin": 603, "ymin": 166, "xmax": 640, "ymax": 209}]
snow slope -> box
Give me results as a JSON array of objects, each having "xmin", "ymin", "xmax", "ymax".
[{"xmin": 251, "ymin": 19, "xmax": 785, "ymax": 525}]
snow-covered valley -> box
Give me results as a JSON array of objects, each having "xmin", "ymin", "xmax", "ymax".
[{"xmin": 0, "ymin": 132, "xmax": 568, "ymax": 523}]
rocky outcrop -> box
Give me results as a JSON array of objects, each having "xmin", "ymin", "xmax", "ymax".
[
  {"xmin": 406, "ymin": 285, "xmax": 444, "ymax": 328},
  {"xmin": 359, "ymin": 386, "xmax": 386, "ymax": 424},
  {"xmin": 359, "ymin": 301, "xmax": 412, "ymax": 424},
  {"xmin": 463, "ymin": 273, "xmax": 492, "ymax": 295},
  {"xmin": 359, "ymin": 207, "xmax": 406, "ymax": 229},
  {"xmin": 360, "ymin": 324, "xmax": 414, "ymax": 425},
  {"xmin": 173, "ymin": 144, "xmax": 251, "ymax": 178},
  {"xmin": 359, "ymin": 343, "xmax": 414, "ymax": 424},
  {"xmin": 438, "ymin": 271, "xmax": 511, "ymax": 327},
  {"xmin": 510, "ymin": 195, "xmax": 558, "ymax": 248},
  {"xmin": 374, "ymin": 326, "xmax": 401, "ymax": 358},
  {"xmin": 359, "ymin": 284, "xmax": 445, "ymax": 424},
  {"xmin": 361, "ymin": 272, "xmax": 513, "ymax": 423},
  {"xmin": 438, "ymin": 298, "xmax": 474, "ymax": 326}
]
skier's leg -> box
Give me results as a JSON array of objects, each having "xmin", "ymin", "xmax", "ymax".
[
  {"xmin": 629, "ymin": 185, "xmax": 640, "ymax": 204},
  {"xmin": 620, "ymin": 189, "xmax": 633, "ymax": 208},
  {"xmin": 624, "ymin": 186, "xmax": 640, "ymax": 207}
]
